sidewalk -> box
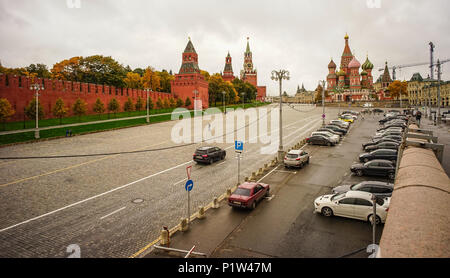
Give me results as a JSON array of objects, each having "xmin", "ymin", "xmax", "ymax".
[{"xmin": 416, "ymin": 116, "xmax": 450, "ymax": 175}]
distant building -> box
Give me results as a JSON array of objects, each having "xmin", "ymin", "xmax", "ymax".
[
  {"xmin": 407, "ymin": 72, "xmax": 449, "ymax": 107},
  {"xmin": 294, "ymin": 84, "xmax": 315, "ymax": 103}
]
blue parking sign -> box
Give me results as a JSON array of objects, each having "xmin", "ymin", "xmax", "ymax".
[
  {"xmin": 235, "ymin": 141, "xmax": 243, "ymax": 151},
  {"xmin": 185, "ymin": 179, "xmax": 194, "ymax": 192}
]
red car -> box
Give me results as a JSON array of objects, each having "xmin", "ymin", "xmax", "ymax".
[{"xmin": 228, "ymin": 182, "xmax": 270, "ymax": 209}]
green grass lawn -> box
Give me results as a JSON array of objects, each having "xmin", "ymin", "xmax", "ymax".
[{"xmin": 0, "ymin": 102, "xmax": 270, "ymax": 146}]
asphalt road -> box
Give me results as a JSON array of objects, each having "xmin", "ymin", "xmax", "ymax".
[
  {"xmin": 0, "ymin": 103, "xmax": 339, "ymax": 257},
  {"xmin": 210, "ymin": 113, "xmax": 387, "ymax": 258}
]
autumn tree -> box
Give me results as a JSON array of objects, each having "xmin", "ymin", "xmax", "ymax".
[
  {"xmin": 162, "ymin": 98, "xmax": 170, "ymax": 109},
  {"xmin": 0, "ymin": 98, "xmax": 15, "ymax": 130},
  {"xmin": 135, "ymin": 96, "xmax": 143, "ymax": 111},
  {"xmin": 124, "ymin": 72, "xmax": 143, "ymax": 89},
  {"xmin": 142, "ymin": 67, "xmax": 161, "ymax": 91},
  {"xmin": 208, "ymin": 74, "xmax": 226, "ymax": 106},
  {"xmin": 146, "ymin": 97, "xmax": 154, "ymax": 111},
  {"xmin": 156, "ymin": 97, "xmax": 163, "ymax": 109},
  {"xmin": 93, "ymin": 98, "xmax": 105, "ymax": 119},
  {"xmin": 157, "ymin": 70, "xmax": 175, "ymax": 92},
  {"xmin": 176, "ymin": 98, "xmax": 184, "ymax": 107},
  {"xmin": 108, "ymin": 98, "xmax": 120, "ymax": 118},
  {"xmin": 200, "ymin": 70, "xmax": 210, "ymax": 82},
  {"xmin": 388, "ymin": 80, "xmax": 408, "ymax": 100},
  {"xmin": 26, "ymin": 64, "xmax": 51, "ymax": 79},
  {"xmin": 169, "ymin": 97, "xmax": 177, "ymax": 108},
  {"xmin": 72, "ymin": 98, "xmax": 87, "ymax": 121},
  {"xmin": 24, "ymin": 98, "xmax": 44, "ymax": 124},
  {"xmin": 185, "ymin": 97, "xmax": 192, "ymax": 108},
  {"xmin": 52, "ymin": 97, "xmax": 68, "ymax": 124},
  {"xmin": 123, "ymin": 97, "xmax": 134, "ymax": 115}
]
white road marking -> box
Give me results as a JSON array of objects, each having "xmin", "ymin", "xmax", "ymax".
[
  {"xmin": 274, "ymin": 170, "xmax": 297, "ymax": 174},
  {"xmin": 265, "ymin": 195, "xmax": 275, "ymax": 201},
  {"xmin": 173, "ymin": 178, "xmax": 188, "ymax": 185},
  {"xmin": 257, "ymin": 165, "xmax": 280, "ymax": 183},
  {"xmin": 216, "ymin": 161, "xmax": 227, "ymax": 166},
  {"xmin": 99, "ymin": 206, "xmax": 126, "ymax": 220},
  {"xmin": 0, "ymin": 160, "xmax": 193, "ymax": 233}
]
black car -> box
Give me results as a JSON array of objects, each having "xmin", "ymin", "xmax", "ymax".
[
  {"xmin": 317, "ymin": 127, "xmax": 344, "ymax": 137},
  {"xmin": 350, "ymin": 159, "xmax": 396, "ymax": 179},
  {"xmin": 379, "ymin": 116, "xmax": 407, "ymax": 124},
  {"xmin": 372, "ymin": 131, "xmax": 403, "ymax": 140},
  {"xmin": 332, "ymin": 181, "xmax": 394, "ymax": 197},
  {"xmin": 325, "ymin": 124, "xmax": 347, "ymax": 135},
  {"xmin": 365, "ymin": 141, "xmax": 400, "ymax": 152},
  {"xmin": 359, "ymin": 149, "xmax": 398, "ymax": 163},
  {"xmin": 373, "ymin": 108, "xmax": 384, "ymax": 113},
  {"xmin": 377, "ymin": 123, "xmax": 406, "ymax": 132},
  {"xmin": 378, "ymin": 135, "xmax": 403, "ymax": 142},
  {"xmin": 362, "ymin": 138, "xmax": 400, "ymax": 149},
  {"xmin": 306, "ymin": 134, "xmax": 335, "ymax": 146},
  {"xmin": 193, "ymin": 146, "xmax": 226, "ymax": 164}
]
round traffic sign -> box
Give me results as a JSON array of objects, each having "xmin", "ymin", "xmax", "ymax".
[
  {"xmin": 185, "ymin": 179, "xmax": 194, "ymax": 192},
  {"xmin": 322, "ymin": 114, "xmax": 325, "ymax": 118}
]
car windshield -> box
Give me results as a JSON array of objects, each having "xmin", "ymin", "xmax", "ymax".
[
  {"xmin": 350, "ymin": 183, "xmax": 362, "ymax": 190},
  {"xmin": 234, "ymin": 188, "xmax": 251, "ymax": 196},
  {"xmin": 195, "ymin": 149, "xmax": 208, "ymax": 154},
  {"xmin": 331, "ymin": 192, "xmax": 346, "ymax": 201},
  {"xmin": 287, "ymin": 154, "xmax": 298, "ymax": 158}
]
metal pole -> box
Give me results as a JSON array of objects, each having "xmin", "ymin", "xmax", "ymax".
[
  {"xmin": 237, "ymin": 152, "xmax": 241, "ymax": 184},
  {"xmin": 437, "ymin": 60, "xmax": 442, "ymax": 124},
  {"xmin": 146, "ymin": 89, "xmax": 150, "ymax": 123},
  {"xmin": 242, "ymin": 92, "xmax": 245, "ymax": 109},
  {"xmin": 279, "ymin": 78, "xmax": 283, "ymax": 159},
  {"xmin": 187, "ymin": 190, "xmax": 190, "ymax": 224},
  {"xmin": 34, "ymin": 86, "xmax": 40, "ymax": 139},
  {"xmin": 372, "ymin": 195, "xmax": 377, "ymax": 246},
  {"xmin": 222, "ymin": 91, "xmax": 226, "ymax": 113},
  {"xmin": 321, "ymin": 81, "xmax": 325, "ymax": 126}
]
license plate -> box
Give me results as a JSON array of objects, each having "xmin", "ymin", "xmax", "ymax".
[
  {"xmin": 233, "ymin": 201, "xmax": 241, "ymax": 205},
  {"xmin": 196, "ymin": 156, "xmax": 202, "ymax": 159}
]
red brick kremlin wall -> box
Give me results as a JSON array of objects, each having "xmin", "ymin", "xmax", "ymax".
[{"xmin": 0, "ymin": 74, "xmax": 173, "ymax": 122}]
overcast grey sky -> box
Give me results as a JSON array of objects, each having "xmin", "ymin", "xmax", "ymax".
[{"xmin": 1, "ymin": 0, "xmax": 449, "ymax": 96}]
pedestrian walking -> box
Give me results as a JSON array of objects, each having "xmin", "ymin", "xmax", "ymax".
[{"xmin": 416, "ymin": 111, "xmax": 422, "ymax": 126}]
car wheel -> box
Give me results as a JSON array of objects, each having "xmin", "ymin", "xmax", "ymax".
[
  {"xmin": 307, "ymin": 158, "xmax": 310, "ymax": 164},
  {"xmin": 209, "ymin": 159, "xmax": 213, "ymax": 165},
  {"xmin": 356, "ymin": 170, "xmax": 363, "ymax": 177},
  {"xmin": 251, "ymin": 201, "xmax": 257, "ymax": 210},
  {"xmin": 321, "ymin": 207, "xmax": 333, "ymax": 217},
  {"xmin": 369, "ymin": 214, "xmax": 381, "ymax": 225},
  {"xmin": 265, "ymin": 189, "xmax": 270, "ymax": 197},
  {"xmin": 327, "ymin": 142, "xmax": 331, "ymax": 146},
  {"xmin": 388, "ymin": 172, "xmax": 395, "ymax": 179}
]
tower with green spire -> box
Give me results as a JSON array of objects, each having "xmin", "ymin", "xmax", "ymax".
[
  {"xmin": 240, "ymin": 37, "xmax": 257, "ymax": 87},
  {"xmin": 222, "ymin": 51, "xmax": 234, "ymax": 82}
]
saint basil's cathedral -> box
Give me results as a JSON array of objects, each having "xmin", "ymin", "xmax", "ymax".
[{"xmin": 325, "ymin": 34, "xmax": 376, "ymax": 102}]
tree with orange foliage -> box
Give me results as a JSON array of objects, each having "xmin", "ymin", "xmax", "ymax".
[
  {"xmin": 387, "ymin": 80, "xmax": 408, "ymax": 100},
  {"xmin": 142, "ymin": 67, "xmax": 161, "ymax": 91}
]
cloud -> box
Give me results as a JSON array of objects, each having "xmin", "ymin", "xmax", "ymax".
[{"xmin": 0, "ymin": 0, "xmax": 449, "ymax": 95}]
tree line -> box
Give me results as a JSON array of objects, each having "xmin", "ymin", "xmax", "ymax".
[
  {"xmin": 0, "ymin": 95, "xmax": 192, "ymax": 129},
  {"xmin": 0, "ymin": 55, "xmax": 259, "ymax": 105}
]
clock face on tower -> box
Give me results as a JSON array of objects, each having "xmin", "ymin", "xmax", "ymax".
[{"xmin": 247, "ymin": 63, "xmax": 252, "ymax": 68}]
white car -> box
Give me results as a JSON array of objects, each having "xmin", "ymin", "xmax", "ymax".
[
  {"xmin": 314, "ymin": 191, "xmax": 390, "ymax": 224},
  {"xmin": 375, "ymin": 128, "xmax": 403, "ymax": 136},
  {"xmin": 330, "ymin": 120, "xmax": 350, "ymax": 129},
  {"xmin": 341, "ymin": 113, "xmax": 358, "ymax": 120},
  {"xmin": 311, "ymin": 131, "xmax": 340, "ymax": 143}
]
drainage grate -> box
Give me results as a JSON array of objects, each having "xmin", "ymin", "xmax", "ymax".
[{"xmin": 132, "ymin": 198, "xmax": 144, "ymax": 204}]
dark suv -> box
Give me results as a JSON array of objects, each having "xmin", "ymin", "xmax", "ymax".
[{"xmin": 193, "ymin": 146, "xmax": 226, "ymax": 164}]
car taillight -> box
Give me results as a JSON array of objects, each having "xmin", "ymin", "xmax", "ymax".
[
  {"xmin": 306, "ymin": 138, "xmax": 310, "ymax": 141},
  {"xmin": 385, "ymin": 207, "xmax": 389, "ymax": 212},
  {"xmin": 284, "ymin": 156, "xmax": 287, "ymax": 160},
  {"xmin": 296, "ymin": 157, "xmax": 301, "ymax": 161},
  {"xmin": 202, "ymin": 155, "xmax": 208, "ymax": 158}
]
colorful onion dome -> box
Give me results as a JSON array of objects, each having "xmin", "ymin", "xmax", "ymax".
[
  {"xmin": 361, "ymin": 70, "xmax": 368, "ymax": 75},
  {"xmin": 348, "ymin": 56, "xmax": 361, "ymax": 68},
  {"xmin": 328, "ymin": 59, "xmax": 336, "ymax": 68},
  {"xmin": 362, "ymin": 55, "xmax": 374, "ymax": 70}
]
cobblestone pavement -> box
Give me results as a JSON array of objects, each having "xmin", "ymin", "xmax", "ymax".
[{"xmin": 0, "ymin": 104, "xmax": 338, "ymax": 257}]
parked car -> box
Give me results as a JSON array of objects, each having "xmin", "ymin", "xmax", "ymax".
[
  {"xmin": 193, "ymin": 146, "xmax": 226, "ymax": 164},
  {"xmin": 373, "ymin": 108, "xmax": 384, "ymax": 113},
  {"xmin": 228, "ymin": 182, "xmax": 270, "ymax": 209},
  {"xmin": 317, "ymin": 127, "xmax": 344, "ymax": 137},
  {"xmin": 330, "ymin": 120, "xmax": 350, "ymax": 129},
  {"xmin": 377, "ymin": 123, "xmax": 406, "ymax": 132},
  {"xmin": 341, "ymin": 113, "xmax": 358, "ymax": 120},
  {"xmin": 341, "ymin": 110, "xmax": 359, "ymax": 115},
  {"xmin": 350, "ymin": 159, "xmax": 396, "ymax": 179},
  {"xmin": 325, "ymin": 125, "xmax": 347, "ymax": 135},
  {"xmin": 306, "ymin": 134, "xmax": 336, "ymax": 146},
  {"xmin": 362, "ymin": 138, "xmax": 400, "ymax": 149},
  {"xmin": 314, "ymin": 191, "xmax": 390, "ymax": 224},
  {"xmin": 376, "ymin": 135, "xmax": 403, "ymax": 143},
  {"xmin": 284, "ymin": 149, "xmax": 310, "ymax": 168},
  {"xmin": 359, "ymin": 149, "xmax": 398, "ymax": 163},
  {"xmin": 364, "ymin": 141, "xmax": 400, "ymax": 152},
  {"xmin": 332, "ymin": 181, "xmax": 394, "ymax": 197},
  {"xmin": 312, "ymin": 131, "xmax": 340, "ymax": 143},
  {"xmin": 339, "ymin": 114, "xmax": 355, "ymax": 123},
  {"xmin": 372, "ymin": 131, "xmax": 403, "ymax": 140}
]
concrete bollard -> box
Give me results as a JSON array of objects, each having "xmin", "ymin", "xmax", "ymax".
[
  {"xmin": 245, "ymin": 176, "xmax": 249, "ymax": 182},
  {"xmin": 264, "ymin": 163, "xmax": 268, "ymax": 170},
  {"xmin": 180, "ymin": 218, "xmax": 189, "ymax": 232},
  {"xmin": 212, "ymin": 197, "xmax": 220, "ymax": 209},
  {"xmin": 198, "ymin": 206, "xmax": 206, "ymax": 219},
  {"xmin": 160, "ymin": 228, "xmax": 169, "ymax": 246}
]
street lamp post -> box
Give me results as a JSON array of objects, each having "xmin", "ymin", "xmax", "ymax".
[
  {"xmin": 271, "ymin": 70, "xmax": 290, "ymax": 162},
  {"xmin": 30, "ymin": 83, "xmax": 44, "ymax": 139},
  {"xmin": 437, "ymin": 59, "xmax": 442, "ymax": 124},
  {"xmin": 193, "ymin": 89, "xmax": 199, "ymax": 115},
  {"xmin": 241, "ymin": 92, "xmax": 245, "ymax": 109},
  {"xmin": 319, "ymin": 80, "xmax": 326, "ymax": 126},
  {"xmin": 222, "ymin": 91, "xmax": 226, "ymax": 113},
  {"xmin": 145, "ymin": 88, "xmax": 151, "ymax": 123}
]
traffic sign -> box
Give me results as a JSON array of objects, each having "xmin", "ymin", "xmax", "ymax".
[
  {"xmin": 235, "ymin": 140, "xmax": 243, "ymax": 151},
  {"xmin": 185, "ymin": 179, "xmax": 194, "ymax": 192},
  {"xmin": 322, "ymin": 114, "xmax": 325, "ymax": 119}
]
